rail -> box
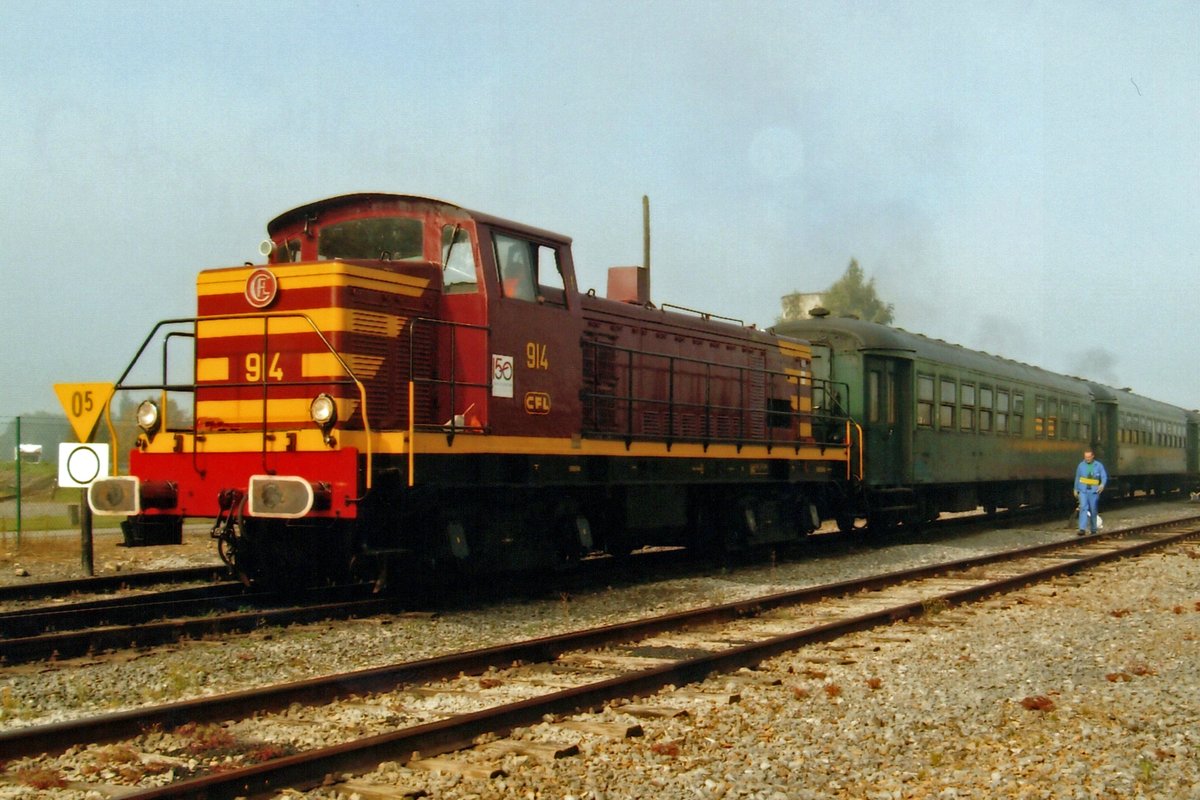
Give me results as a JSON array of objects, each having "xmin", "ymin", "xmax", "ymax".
[{"xmin": 103, "ymin": 313, "xmax": 373, "ymax": 487}]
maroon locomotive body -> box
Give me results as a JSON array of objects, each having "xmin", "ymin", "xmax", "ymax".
[{"xmin": 90, "ymin": 194, "xmax": 853, "ymax": 585}]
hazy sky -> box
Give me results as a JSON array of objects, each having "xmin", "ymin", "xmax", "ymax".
[{"xmin": 2, "ymin": 0, "xmax": 1197, "ymax": 421}]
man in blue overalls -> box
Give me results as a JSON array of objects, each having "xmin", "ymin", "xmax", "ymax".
[{"xmin": 1074, "ymin": 449, "xmax": 1108, "ymax": 536}]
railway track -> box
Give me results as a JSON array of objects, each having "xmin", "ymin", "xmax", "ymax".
[
  {"xmin": 3, "ymin": 513, "xmax": 1197, "ymax": 798},
  {"xmin": 0, "ymin": 506, "xmax": 1087, "ymax": 666},
  {"xmin": 0, "ymin": 565, "xmax": 228, "ymax": 603},
  {"xmin": 0, "ymin": 583, "xmax": 398, "ymax": 664}
]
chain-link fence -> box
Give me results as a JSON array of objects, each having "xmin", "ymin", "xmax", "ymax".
[{"xmin": 0, "ymin": 414, "xmax": 125, "ymax": 545}]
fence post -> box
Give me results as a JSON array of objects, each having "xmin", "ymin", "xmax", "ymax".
[{"xmin": 14, "ymin": 416, "xmax": 20, "ymax": 546}]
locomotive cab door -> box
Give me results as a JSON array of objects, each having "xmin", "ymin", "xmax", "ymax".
[
  {"xmin": 479, "ymin": 227, "xmax": 583, "ymax": 439},
  {"xmin": 862, "ymin": 355, "xmax": 913, "ymax": 485}
]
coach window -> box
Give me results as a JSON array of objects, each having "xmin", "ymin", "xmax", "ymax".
[
  {"xmin": 1012, "ymin": 393, "xmax": 1025, "ymax": 435},
  {"xmin": 885, "ymin": 370, "xmax": 897, "ymax": 425},
  {"xmin": 442, "ymin": 225, "xmax": 478, "ymax": 293},
  {"xmin": 867, "ymin": 371, "xmax": 881, "ymax": 423},
  {"xmin": 1070, "ymin": 403, "xmax": 1081, "ymax": 439},
  {"xmin": 917, "ymin": 374, "xmax": 934, "ymax": 427},
  {"xmin": 960, "ymin": 383, "xmax": 976, "ymax": 431},
  {"xmin": 1033, "ymin": 396, "xmax": 1045, "ymax": 437},
  {"xmin": 1047, "ymin": 398, "xmax": 1058, "ymax": 439},
  {"xmin": 980, "ymin": 386, "xmax": 993, "ymax": 432},
  {"xmin": 939, "ymin": 378, "xmax": 956, "ymax": 430},
  {"xmin": 996, "ymin": 389, "xmax": 1009, "ymax": 433}
]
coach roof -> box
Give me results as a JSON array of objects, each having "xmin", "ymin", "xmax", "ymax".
[{"xmin": 775, "ymin": 317, "xmax": 1089, "ymax": 396}]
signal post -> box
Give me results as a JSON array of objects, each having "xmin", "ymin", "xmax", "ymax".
[{"xmin": 53, "ymin": 383, "xmax": 114, "ymax": 577}]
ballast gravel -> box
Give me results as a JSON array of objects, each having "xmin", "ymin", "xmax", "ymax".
[
  {"xmin": 324, "ymin": 540, "xmax": 1200, "ymax": 800},
  {"xmin": 0, "ymin": 501, "xmax": 1197, "ymax": 798}
]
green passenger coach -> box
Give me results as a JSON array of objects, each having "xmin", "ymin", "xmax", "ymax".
[{"xmin": 775, "ymin": 316, "xmax": 1195, "ymax": 529}]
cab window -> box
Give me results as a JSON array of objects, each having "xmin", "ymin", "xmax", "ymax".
[
  {"xmin": 441, "ymin": 225, "xmax": 478, "ymax": 293},
  {"xmin": 319, "ymin": 216, "xmax": 424, "ymax": 260},
  {"xmin": 536, "ymin": 243, "xmax": 567, "ymax": 306},
  {"xmin": 494, "ymin": 233, "xmax": 537, "ymax": 301}
]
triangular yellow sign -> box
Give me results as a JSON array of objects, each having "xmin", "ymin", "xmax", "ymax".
[{"xmin": 54, "ymin": 383, "xmax": 116, "ymax": 443}]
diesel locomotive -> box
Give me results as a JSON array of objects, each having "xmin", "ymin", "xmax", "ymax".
[{"xmin": 88, "ymin": 194, "xmax": 856, "ymax": 586}]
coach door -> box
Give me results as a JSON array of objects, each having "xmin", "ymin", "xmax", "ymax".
[
  {"xmin": 863, "ymin": 356, "xmax": 912, "ymax": 485},
  {"xmin": 1187, "ymin": 416, "xmax": 1199, "ymax": 477},
  {"xmin": 1093, "ymin": 400, "xmax": 1118, "ymax": 464}
]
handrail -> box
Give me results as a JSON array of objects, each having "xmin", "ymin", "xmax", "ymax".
[
  {"xmin": 105, "ymin": 312, "xmax": 373, "ymax": 488},
  {"xmin": 580, "ymin": 338, "xmax": 854, "ymax": 451},
  {"xmin": 847, "ymin": 420, "xmax": 865, "ymax": 480},
  {"xmin": 658, "ymin": 302, "xmax": 745, "ymax": 327},
  {"xmin": 407, "ymin": 317, "xmax": 491, "ymax": 433},
  {"xmin": 407, "ymin": 380, "xmax": 415, "ymax": 487}
]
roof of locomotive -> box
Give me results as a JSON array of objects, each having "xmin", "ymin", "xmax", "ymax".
[
  {"xmin": 774, "ymin": 316, "xmax": 1090, "ymax": 396},
  {"xmin": 267, "ymin": 193, "xmax": 573, "ymax": 245}
]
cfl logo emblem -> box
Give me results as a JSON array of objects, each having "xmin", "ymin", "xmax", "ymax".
[
  {"xmin": 245, "ymin": 268, "xmax": 279, "ymax": 309},
  {"xmin": 524, "ymin": 392, "xmax": 551, "ymax": 414}
]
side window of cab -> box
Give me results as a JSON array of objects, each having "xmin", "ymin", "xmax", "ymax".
[
  {"xmin": 493, "ymin": 233, "xmax": 568, "ymax": 306},
  {"xmin": 442, "ymin": 225, "xmax": 478, "ymax": 293},
  {"xmin": 495, "ymin": 233, "xmax": 537, "ymax": 301}
]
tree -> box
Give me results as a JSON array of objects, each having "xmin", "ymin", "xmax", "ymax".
[{"xmin": 822, "ymin": 258, "xmax": 894, "ymax": 324}]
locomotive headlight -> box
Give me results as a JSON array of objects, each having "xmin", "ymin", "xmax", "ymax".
[
  {"xmin": 310, "ymin": 393, "xmax": 338, "ymax": 445},
  {"xmin": 136, "ymin": 400, "xmax": 161, "ymax": 434},
  {"xmin": 310, "ymin": 393, "xmax": 337, "ymax": 427}
]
